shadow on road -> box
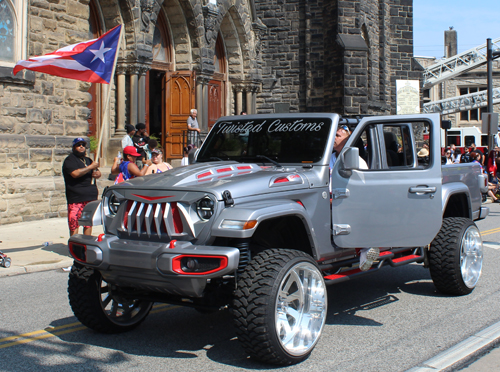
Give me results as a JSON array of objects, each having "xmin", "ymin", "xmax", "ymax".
[{"xmin": 0, "ymin": 263, "xmax": 447, "ymax": 371}]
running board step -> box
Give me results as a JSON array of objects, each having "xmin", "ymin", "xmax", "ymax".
[{"xmin": 323, "ymin": 248, "xmax": 425, "ymax": 285}]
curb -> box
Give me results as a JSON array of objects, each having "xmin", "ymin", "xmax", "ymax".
[
  {"xmin": 407, "ymin": 321, "xmax": 500, "ymax": 372},
  {"xmin": 0, "ymin": 259, "xmax": 73, "ymax": 278}
]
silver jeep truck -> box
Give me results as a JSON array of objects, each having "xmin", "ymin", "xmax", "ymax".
[{"xmin": 68, "ymin": 113, "xmax": 488, "ymax": 365}]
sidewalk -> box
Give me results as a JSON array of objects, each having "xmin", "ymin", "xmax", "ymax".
[{"xmin": 0, "ymin": 217, "xmax": 103, "ymax": 277}]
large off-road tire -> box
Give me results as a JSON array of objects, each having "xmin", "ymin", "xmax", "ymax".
[
  {"xmin": 68, "ymin": 262, "xmax": 153, "ymax": 333},
  {"xmin": 233, "ymin": 249, "xmax": 327, "ymax": 365},
  {"xmin": 3, "ymin": 257, "xmax": 11, "ymax": 268},
  {"xmin": 429, "ymin": 217, "xmax": 483, "ymax": 295}
]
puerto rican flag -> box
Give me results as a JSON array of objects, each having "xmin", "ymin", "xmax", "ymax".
[{"xmin": 13, "ymin": 25, "xmax": 122, "ymax": 84}]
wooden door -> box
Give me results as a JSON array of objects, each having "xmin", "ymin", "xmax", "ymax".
[
  {"xmin": 208, "ymin": 80, "xmax": 223, "ymax": 129},
  {"xmin": 165, "ymin": 71, "xmax": 195, "ymax": 159}
]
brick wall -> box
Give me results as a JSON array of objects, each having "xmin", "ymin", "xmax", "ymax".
[{"xmin": 0, "ymin": 0, "xmax": 94, "ymax": 224}]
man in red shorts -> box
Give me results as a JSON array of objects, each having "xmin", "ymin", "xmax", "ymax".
[{"xmin": 62, "ymin": 137, "xmax": 101, "ymax": 236}]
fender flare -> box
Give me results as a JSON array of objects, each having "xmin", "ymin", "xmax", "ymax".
[
  {"xmin": 211, "ymin": 199, "xmax": 317, "ymax": 245},
  {"xmin": 441, "ymin": 182, "xmax": 471, "ymax": 219}
]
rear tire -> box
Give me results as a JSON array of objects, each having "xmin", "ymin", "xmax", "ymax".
[
  {"xmin": 429, "ymin": 217, "xmax": 483, "ymax": 295},
  {"xmin": 4, "ymin": 257, "xmax": 11, "ymax": 268},
  {"xmin": 233, "ymin": 249, "xmax": 327, "ymax": 365},
  {"xmin": 68, "ymin": 262, "xmax": 152, "ymax": 333}
]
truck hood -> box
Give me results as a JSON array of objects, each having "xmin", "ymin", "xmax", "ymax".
[{"xmin": 110, "ymin": 161, "xmax": 311, "ymax": 200}]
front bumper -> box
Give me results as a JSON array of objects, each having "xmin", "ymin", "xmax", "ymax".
[{"xmin": 68, "ymin": 234, "xmax": 240, "ymax": 297}]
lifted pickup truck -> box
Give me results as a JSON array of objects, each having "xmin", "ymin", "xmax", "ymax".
[{"xmin": 68, "ymin": 113, "xmax": 488, "ymax": 365}]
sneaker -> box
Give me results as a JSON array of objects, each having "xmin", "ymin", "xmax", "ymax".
[
  {"xmin": 359, "ymin": 247, "xmax": 380, "ymax": 271},
  {"xmin": 494, "ymin": 199, "xmax": 500, "ymax": 203}
]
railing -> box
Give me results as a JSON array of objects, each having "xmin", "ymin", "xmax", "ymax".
[
  {"xmin": 423, "ymin": 87, "xmax": 500, "ymax": 115},
  {"xmin": 423, "ymin": 37, "xmax": 500, "ymax": 88}
]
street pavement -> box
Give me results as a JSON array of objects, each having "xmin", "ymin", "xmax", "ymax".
[{"xmin": 0, "ymin": 204, "xmax": 500, "ymax": 371}]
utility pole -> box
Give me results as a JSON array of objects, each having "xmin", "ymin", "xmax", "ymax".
[{"xmin": 487, "ymin": 38, "xmax": 500, "ymax": 151}]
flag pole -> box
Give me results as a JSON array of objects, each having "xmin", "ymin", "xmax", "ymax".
[{"xmin": 95, "ymin": 24, "xmax": 123, "ymax": 164}]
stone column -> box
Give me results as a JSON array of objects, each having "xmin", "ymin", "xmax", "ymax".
[
  {"xmin": 130, "ymin": 69, "xmax": 139, "ymax": 126},
  {"xmin": 235, "ymin": 85, "xmax": 243, "ymax": 115},
  {"xmin": 246, "ymin": 89, "xmax": 253, "ymax": 114},
  {"xmin": 115, "ymin": 69, "xmax": 126, "ymax": 135},
  {"xmin": 138, "ymin": 67, "xmax": 148, "ymax": 124},
  {"xmin": 196, "ymin": 80, "xmax": 203, "ymax": 129}
]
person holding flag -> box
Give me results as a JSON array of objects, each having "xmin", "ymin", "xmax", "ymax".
[{"xmin": 13, "ymin": 24, "xmax": 123, "ymax": 165}]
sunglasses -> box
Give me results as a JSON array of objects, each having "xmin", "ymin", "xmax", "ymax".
[
  {"xmin": 75, "ymin": 143, "xmax": 86, "ymax": 148},
  {"xmin": 339, "ymin": 125, "xmax": 351, "ymax": 134}
]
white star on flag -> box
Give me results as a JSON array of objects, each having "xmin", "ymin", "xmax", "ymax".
[{"xmin": 89, "ymin": 41, "xmax": 112, "ymax": 63}]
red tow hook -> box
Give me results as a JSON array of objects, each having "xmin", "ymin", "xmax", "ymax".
[
  {"xmin": 97, "ymin": 234, "xmax": 105, "ymax": 242},
  {"xmin": 169, "ymin": 240, "xmax": 177, "ymax": 249}
]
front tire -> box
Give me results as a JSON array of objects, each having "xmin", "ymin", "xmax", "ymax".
[
  {"xmin": 233, "ymin": 249, "xmax": 327, "ymax": 365},
  {"xmin": 68, "ymin": 262, "xmax": 153, "ymax": 333},
  {"xmin": 429, "ymin": 217, "xmax": 483, "ymax": 295}
]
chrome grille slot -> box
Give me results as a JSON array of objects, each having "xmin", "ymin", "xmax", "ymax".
[{"xmin": 121, "ymin": 201, "xmax": 194, "ymax": 240}]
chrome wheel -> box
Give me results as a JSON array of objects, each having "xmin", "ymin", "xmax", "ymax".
[
  {"xmin": 275, "ymin": 262, "xmax": 327, "ymax": 357},
  {"xmin": 460, "ymin": 226, "xmax": 483, "ymax": 289},
  {"xmin": 430, "ymin": 217, "xmax": 483, "ymax": 295}
]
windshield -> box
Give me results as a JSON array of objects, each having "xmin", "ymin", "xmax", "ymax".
[{"xmin": 197, "ymin": 117, "xmax": 332, "ymax": 164}]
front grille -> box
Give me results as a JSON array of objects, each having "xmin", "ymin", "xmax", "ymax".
[{"xmin": 120, "ymin": 201, "xmax": 195, "ymax": 240}]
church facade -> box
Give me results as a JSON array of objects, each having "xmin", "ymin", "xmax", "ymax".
[{"xmin": 0, "ymin": 0, "xmax": 418, "ymax": 224}]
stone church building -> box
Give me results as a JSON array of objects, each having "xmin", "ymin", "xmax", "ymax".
[{"xmin": 0, "ymin": 0, "xmax": 417, "ymax": 224}]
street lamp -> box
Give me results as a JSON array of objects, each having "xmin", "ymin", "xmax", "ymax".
[{"xmin": 487, "ymin": 38, "xmax": 500, "ymax": 150}]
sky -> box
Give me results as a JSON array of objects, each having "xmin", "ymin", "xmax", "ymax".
[{"xmin": 413, "ymin": 0, "xmax": 500, "ymax": 58}]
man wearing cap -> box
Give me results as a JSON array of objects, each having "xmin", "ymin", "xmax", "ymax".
[
  {"xmin": 122, "ymin": 124, "xmax": 136, "ymax": 149},
  {"xmin": 132, "ymin": 123, "xmax": 150, "ymax": 165},
  {"xmin": 62, "ymin": 138, "xmax": 101, "ymax": 236}
]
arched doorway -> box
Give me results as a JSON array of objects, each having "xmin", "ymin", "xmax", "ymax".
[
  {"xmin": 207, "ymin": 33, "xmax": 227, "ymax": 129},
  {"xmin": 148, "ymin": 9, "xmax": 195, "ymax": 161}
]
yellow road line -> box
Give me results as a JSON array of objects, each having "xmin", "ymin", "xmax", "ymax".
[
  {"xmin": 0, "ymin": 321, "xmax": 82, "ymax": 343},
  {"xmin": 0, "ymin": 326, "xmax": 88, "ymax": 349},
  {"xmin": 0, "ymin": 304, "xmax": 176, "ymax": 349},
  {"xmin": 481, "ymin": 227, "xmax": 500, "ymax": 236}
]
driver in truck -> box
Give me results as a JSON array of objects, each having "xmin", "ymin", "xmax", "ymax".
[{"xmin": 330, "ymin": 124, "xmax": 378, "ymax": 271}]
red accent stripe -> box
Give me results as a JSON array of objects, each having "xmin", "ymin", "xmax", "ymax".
[
  {"xmin": 324, "ymin": 267, "xmax": 368, "ymax": 280},
  {"xmin": 170, "ymin": 202, "xmax": 183, "ymax": 234},
  {"xmin": 216, "ymin": 167, "xmax": 232, "ymax": 173},
  {"xmin": 171, "ymin": 255, "xmax": 228, "ymax": 275},
  {"xmin": 274, "ymin": 177, "xmax": 289, "ymax": 183},
  {"xmin": 237, "ymin": 166, "xmax": 252, "ymax": 170},
  {"xmin": 131, "ymin": 194, "xmax": 174, "ymax": 201},
  {"xmin": 392, "ymin": 254, "xmax": 420, "ymax": 263},
  {"xmin": 197, "ymin": 171, "xmax": 213, "ymax": 179},
  {"xmin": 379, "ymin": 251, "xmax": 392, "ymax": 256},
  {"xmin": 122, "ymin": 200, "xmax": 133, "ymax": 229}
]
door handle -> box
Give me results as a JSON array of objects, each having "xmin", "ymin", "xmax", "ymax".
[{"xmin": 409, "ymin": 186, "xmax": 436, "ymax": 194}]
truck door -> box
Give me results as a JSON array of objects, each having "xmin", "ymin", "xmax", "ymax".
[{"xmin": 331, "ymin": 114, "xmax": 442, "ymax": 248}]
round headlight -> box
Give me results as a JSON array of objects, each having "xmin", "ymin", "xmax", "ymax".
[
  {"xmin": 196, "ymin": 196, "xmax": 215, "ymax": 221},
  {"xmin": 107, "ymin": 193, "xmax": 121, "ymax": 216}
]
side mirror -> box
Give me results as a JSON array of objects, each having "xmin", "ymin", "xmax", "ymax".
[{"xmin": 342, "ymin": 147, "xmax": 360, "ymax": 170}]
